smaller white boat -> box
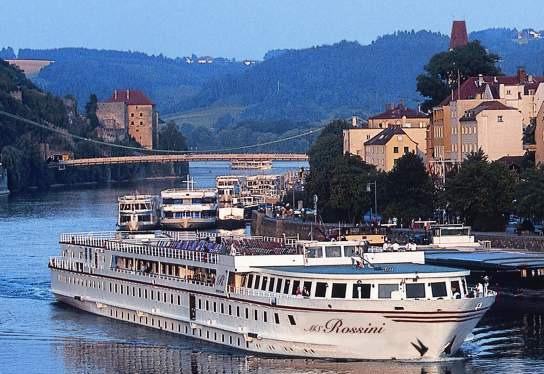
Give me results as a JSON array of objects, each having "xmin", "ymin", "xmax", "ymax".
[
  {"xmin": 117, "ymin": 195, "xmax": 160, "ymax": 231},
  {"xmin": 231, "ymin": 160, "xmax": 272, "ymax": 170},
  {"xmin": 217, "ymin": 206, "xmax": 246, "ymax": 229},
  {"xmin": 0, "ymin": 163, "xmax": 9, "ymax": 196}
]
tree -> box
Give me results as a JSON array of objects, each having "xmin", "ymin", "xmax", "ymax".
[
  {"xmin": 382, "ymin": 152, "xmax": 435, "ymax": 225},
  {"xmin": 444, "ymin": 150, "xmax": 516, "ymax": 231},
  {"xmin": 85, "ymin": 94, "xmax": 100, "ymax": 129},
  {"xmin": 158, "ymin": 122, "xmax": 188, "ymax": 151},
  {"xmin": 417, "ymin": 41, "xmax": 501, "ymax": 111},
  {"xmin": 516, "ymin": 166, "xmax": 544, "ymax": 222}
]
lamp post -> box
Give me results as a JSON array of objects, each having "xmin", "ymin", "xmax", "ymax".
[
  {"xmin": 366, "ymin": 181, "xmax": 378, "ymax": 222},
  {"xmin": 313, "ymin": 194, "xmax": 318, "ymax": 225}
]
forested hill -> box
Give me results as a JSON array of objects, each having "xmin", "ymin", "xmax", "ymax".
[
  {"xmin": 188, "ymin": 31, "xmax": 448, "ymax": 121},
  {"xmin": 16, "ymin": 48, "xmax": 248, "ymax": 113}
]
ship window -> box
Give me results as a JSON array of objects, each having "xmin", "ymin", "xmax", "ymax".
[
  {"xmin": 157, "ymin": 291, "xmax": 160, "ymax": 301},
  {"xmin": 451, "ymin": 281, "xmax": 461, "ymax": 298},
  {"xmin": 274, "ymin": 313, "xmax": 280, "ymax": 324},
  {"xmin": 431, "ymin": 282, "xmax": 447, "ymax": 298},
  {"xmin": 331, "ymin": 283, "xmax": 347, "ymax": 298},
  {"xmin": 264, "ymin": 311, "xmax": 268, "ymax": 322},
  {"xmin": 325, "ymin": 246, "xmax": 342, "ymax": 258},
  {"xmin": 378, "ymin": 284, "xmax": 399, "ymax": 299},
  {"xmin": 254, "ymin": 275, "xmax": 261, "ymax": 289},
  {"xmin": 291, "ymin": 280, "xmax": 301, "ymax": 295},
  {"xmin": 247, "ymin": 274, "xmax": 253, "ymax": 288},
  {"xmin": 275, "ymin": 278, "xmax": 283, "ymax": 293},
  {"xmin": 237, "ymin": 306, "xmax": 240, "ymax": 317},
  {"xmin": 461, "ymin": 279, "xmax": 468, "ymax": 295},
  {"xmin": 288, "ymin": 315, "xmax": 296, "ymax": 325},
  {"xmin": 206, "ymin": 300, "xmax": 209, "ymax": 311},
  {"xmin": 306, "ymin": 247, "xmax": 322, "ymax": 258},
  {"xmin": 268, "ymin": 277, "xmax": 275, "ymax": 292},
  {"xmin": 406, "ymin": 283, "xmax": 426, "ymax": 299},
  {"xmin": 254, "ymin": 310, "xmax": 258, "ymax": 321},
  {"xmin": 261, "ymin": 276, "xmax": 268, "ymax": 291},
  {"xmin": 303, "ymin": 281, "xmax": 312, "ymax": 297},
  {"xmin": 198, "ymin": 299, "xmax": 202, "ymax": 309},
  {"xmin": 220, "ymin": 303, "xmax": 224, "ymax": 314},
  {"xmin": 315, "ymin": 282, "xmax": 327, "ymax": 298},
  {"xmin": 283, "ymin": 279, "xmax": 291, "ymax": 294},
  {"xmin": 228, "ymin": 304, "xmax": 232, "ymax": 315},
  {"xmin": 144, "ymin": 289, "xmax": 148, "ymax": 299},
  {"xmin": 352, "ymin": 283, "xmax": 371, "ymax": 299},
  {"xmin": 343, "ymin": 246, "xmax": 355, "ymax": 257},
  {"xmin": 245, "ymin": 308, "xmax": 249, "ymax": 319},
  {"xmin": 213, "ymin": 302, "xmax": 217, "ymax": 313}
]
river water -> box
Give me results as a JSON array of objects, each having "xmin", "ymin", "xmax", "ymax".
[{"xmin": 0, "ymin": 162, "xmax": 543, "ymax": 374}]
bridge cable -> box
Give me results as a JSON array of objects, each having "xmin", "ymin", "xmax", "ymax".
[{"xmin": 0, "ymin": 110, "xmax": 322, "ymax": 154}]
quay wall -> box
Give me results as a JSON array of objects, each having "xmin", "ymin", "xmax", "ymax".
[
  {"xmin": 474, "ymin": 233, "xmax": 544, "ymax": 252},
  {"xmin": 251, "ymin": 212, "xmax": 329, "ymax": 240}
]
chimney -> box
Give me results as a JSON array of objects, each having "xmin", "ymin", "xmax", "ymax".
[
  {"xmin": 114, "ymin": 90, "xmax": 117, "ymax": 100},
  {"xmin": 352, "ymin": 115, "xmax": 357, "ymax": 128},
  {"xmin": 528, "ymin": 75, "xmax": 534, "ymax": 83},
  {"xmin": 126, "ymin": 89, "xmax": 130, "ymax": 101},
  {"xmin": 478, "ymin": 74, "xmax": 484, "ymax": 86},
  {"xmin": 517, "ymin": 67, "xmax": 527, "ymax": 83}
]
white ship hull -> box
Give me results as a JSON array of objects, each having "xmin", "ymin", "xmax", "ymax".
[
  {"xmin": 50, "ymin": 266, "xmax": 494, "ymax": 360},
  {"xmin": 160, "ymin": 218, "xmax": 217, "ymax": 230}
]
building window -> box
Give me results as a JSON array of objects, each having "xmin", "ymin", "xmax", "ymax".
[
  {"xmin": 130, "ymin": 121, "xmax": 134, "ymax": 126},
  {"xmin": 140, "ymin": 112, "xmax": 143, "ymax": 117},
  {"xmin": 131, "ymin": 113, "xmax": 134, "ymax": 117},
  {"xmin": 497, "ymin": 115, "xmax": 503, "ymax": 122},
  {"xmin": 393, "ymin": 147, "xmax": 399, "ymax": 154},
  {"xmin": 140, "ymin": 121, "xmax": 143, "ymax": 125},
  {"xmin": 403, "ymin": 146, "xmax": 409, "ymax": 154}
]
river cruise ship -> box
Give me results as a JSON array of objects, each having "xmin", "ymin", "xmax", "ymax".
[
  {"xmin": 117, "ymin": 195, "xmax": 160, "ymax": 231},
  {"xmin": 49, "ymin": 233, "xmax": 495, "ymax": 360},
  {"xmin": 160, "ymin": 185, "xmax": 218, "ymax": 230},
  {"xmin": 231, "ymin": 160, "xmax": 272, "ymax": 170}
]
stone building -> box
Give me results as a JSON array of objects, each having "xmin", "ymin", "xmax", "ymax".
[{"xmin": 96, "ymin": 89, "xmax": 158, "ymax": 149}]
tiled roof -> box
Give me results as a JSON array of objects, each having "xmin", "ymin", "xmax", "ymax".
[
  {"xmin": 107, "ymin": 89, "xmax": 154, "ymax": 106},
  {"xmin": 440, "ymin": 71, "xmax": 544, "ymax": 106},
  {"xmin": 364, "ymin": 126, "xmax": 416, "ymax": 146},
  {"xmin": 460, "ymin": 101, "xmax": 517, "ymax": 121},
  {"xmin": 369, "ymin": 103, "xmax": 428, "ymax": 120},
  {"xmin": 450, "ymin": 21, "xmax": 469, "ymax": 49}
]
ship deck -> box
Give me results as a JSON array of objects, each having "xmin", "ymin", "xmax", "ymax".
[
  {"xmin": 426, "ymin": 250, "xmax": 544, "ymax": 270},
  {"xmin": 258, "ymin": 263, "xmax": 467, "ymax": 276}
]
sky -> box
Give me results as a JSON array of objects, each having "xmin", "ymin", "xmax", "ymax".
[{"xmin": 1, "ymin": 0, "xmax": 543, "ymax": 60}]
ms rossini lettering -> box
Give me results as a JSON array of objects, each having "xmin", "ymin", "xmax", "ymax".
[{"xmin": 304, "ymin": 318, "xmax": 385, "ymax": 334}]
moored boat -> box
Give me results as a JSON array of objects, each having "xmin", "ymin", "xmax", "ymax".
[{"xmin": 117, "ymin": 195, "xmax": 160, "ymax": 231}]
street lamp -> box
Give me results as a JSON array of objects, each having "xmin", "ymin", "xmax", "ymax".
[
  {"xmin": 313, "ymin": 194, "xmax": 318, "ymax": 224},
  {"xmin": 366, "ymin": 181, "xmax": 378, "ymax": 222}
]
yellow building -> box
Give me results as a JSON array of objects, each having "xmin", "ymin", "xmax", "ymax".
[
  {"xmin": 364, "ymin": 127, "xmax": 418, "ymax": 171},
  {"xmin": 535, "ymin": 102, "xmax": 544, "ymax": 165}
]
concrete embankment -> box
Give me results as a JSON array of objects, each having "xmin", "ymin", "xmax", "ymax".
[
  {"xmin": 251, "ymin": 212, "xmax": 335, "ymax": 240},
  {"xmin": 474, "ymin": 233, "xmax": 544, "ymax": 252}
]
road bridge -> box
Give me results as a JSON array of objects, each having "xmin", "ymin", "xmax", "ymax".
[{"xmin": 50, "ymin": 153, "xmax": 308, "ymax": 168}]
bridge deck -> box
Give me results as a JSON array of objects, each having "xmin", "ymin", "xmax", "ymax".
[{"xmin": 51, "ymin": 153, "xmax": 308, "ymax": 168}]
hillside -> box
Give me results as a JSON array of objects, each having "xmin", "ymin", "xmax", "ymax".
[{"xmin": 16, "ymin": 48, "xmax": 248, "ymax": 114}]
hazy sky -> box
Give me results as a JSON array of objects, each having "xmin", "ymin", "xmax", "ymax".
[{"xmin": 1, "ymin": 0, "xmax": 543, "ymax": 60}]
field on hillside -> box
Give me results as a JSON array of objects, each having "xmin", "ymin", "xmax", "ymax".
[{"xmin": 162, "ymin": 104, "xmax": 246, "ymax": 128}]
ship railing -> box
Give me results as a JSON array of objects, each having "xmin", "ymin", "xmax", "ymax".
[
  {"xmin": 112, "ymin": 267, "xmax": 214, "ymax": 287},
  {"xmin": 105, "ymin": 241, "xmax": 219, "ymax": 264},
  {"xmin": 60, "ymin": 232, "xmax": 120, "ymax": 248},
  {"xmin": 228, "ymin": 286, "xmax": 299, "ymax": 300}
]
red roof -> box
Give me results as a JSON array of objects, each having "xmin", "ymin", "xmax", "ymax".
[
  {"xmin": 460, "ymin": 101, "xmax": 517, "ymax": 121},
  {"xmin": 449, "ymin": 21, "xmax": 469, "ymax": 50},
  {"xmin": 369, "ymin": 103, "xmax": 428, "ymax": 120},
  {"xmin": 364, "ymin": 126, "xmax": 417, "ymax": 146},
  {"xmin": 107, "ymin": 89, "xmax": 154, "ymax": 106},
  {"xmin": 440, "ymin": 70, "xmax": 544, "ymax": 106}
]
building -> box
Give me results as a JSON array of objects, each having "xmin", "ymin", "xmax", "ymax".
[
  {"xmin": 449, "ymin": 21, "xmax": 469, "ymax": 50},
  {"xmin": 367, "ymin": 103, "xmax": 429, "ymax": 129},
  {"xmin": 430, "ymin": 69, "xmax": 544, "ymax": 166},
  {"xmin": 96, "ymin": 101, "xmax": 127, "ymax": 143},
  {"xmin": 96, "ymin": 89, "xmax": 158, "ymax": 149},
  {"xmin": 535, "ymin": 102, "xmax": 544, "ymax": 165},
  {"xmin": 343, "ymin": 103, "xmax": 428, "ymax": 162},
  {"xmin": 456, "ymin": 101, "xmax": 524, "ymax": 161},
  {"xmin": 364, "ymin": 127, "xmax": 418, "ymax": 171}
]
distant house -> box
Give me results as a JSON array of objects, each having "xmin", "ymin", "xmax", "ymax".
[{"xmin": 364, "ymin": 127, "xmax": 418, "ymax": 171}]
